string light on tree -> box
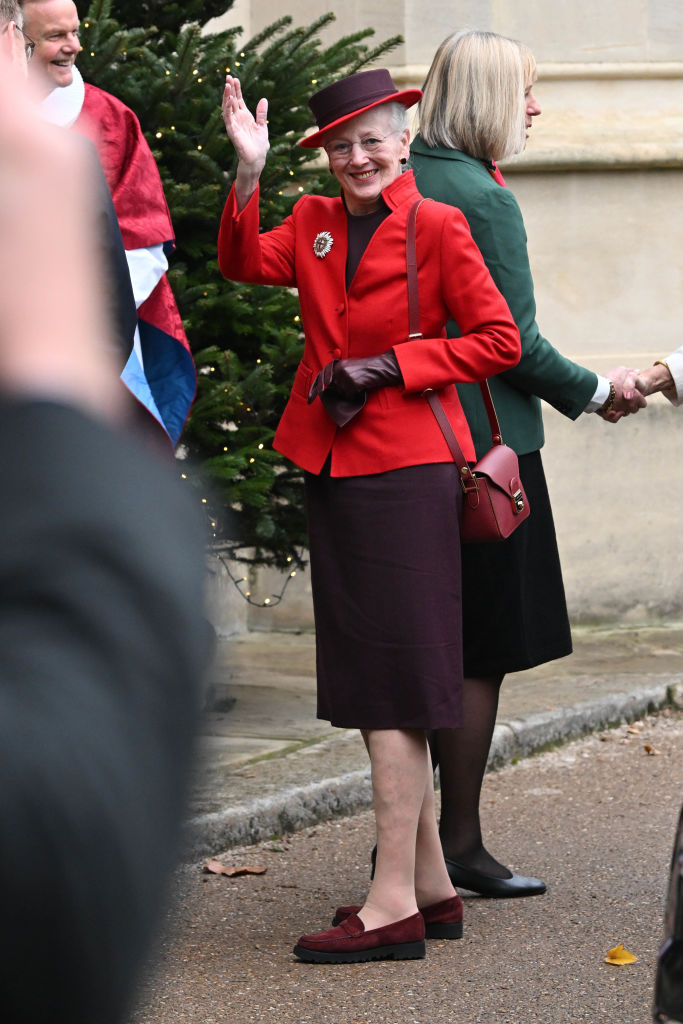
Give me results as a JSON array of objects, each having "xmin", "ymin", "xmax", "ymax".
[{"xmin": 216, "ymin": 552, "xmax": 302, "ymax": 608}]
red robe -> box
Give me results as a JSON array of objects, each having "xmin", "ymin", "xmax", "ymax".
[{"xmin": 75, "ymin": 84, "xmax": 196, "ymax": 445}]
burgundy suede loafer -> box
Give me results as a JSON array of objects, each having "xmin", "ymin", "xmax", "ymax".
[
  {"xmin": 293, "ymin": 911, "xmax": 426, "ymax": 963},
  {"xmin": 332, "ymin": 894, "xmax": 463, "ymax": 939}
]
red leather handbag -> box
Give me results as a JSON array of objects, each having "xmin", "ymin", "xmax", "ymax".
[{"xmin": 406, "ymin": 199, "xmax": 530, "ymax": 543}]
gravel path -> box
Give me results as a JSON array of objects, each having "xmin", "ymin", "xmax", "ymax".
[{"xmin": 131, "ymin": 710, "xmax": 683, "ymax": 1024}]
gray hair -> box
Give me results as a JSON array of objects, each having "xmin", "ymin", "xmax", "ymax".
[
  {"xmin": 386, "ymin": 100, "xmax": 410, "ymax": 133},
  {"xmin": 0, "ymin": 0, "xmax": 22, "ymax": 27}
]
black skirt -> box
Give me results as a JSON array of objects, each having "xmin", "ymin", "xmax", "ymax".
[
  {"xmin": 461, "ymin": 450, "xmax": 572, "ymax": 677},
  {"xmin": 305, "ymin": 462, "xmax": 464, "ymax": 730}
]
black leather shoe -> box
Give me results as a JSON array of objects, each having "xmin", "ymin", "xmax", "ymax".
[{"xmin": 445, "ymin": 857, "xmax": 546, "ymax": 898}]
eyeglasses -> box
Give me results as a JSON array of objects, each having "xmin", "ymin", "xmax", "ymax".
[
  {"xmin": 17, "ymin": 24, "xmax": 35, "ymax": 61},
  {"xmin": 11, "ymin": 23, "xmax": 35, "ymax": 61},
  {"xmin": 325, "ymin": 131, "xmax": 401, "ymax": 160}
]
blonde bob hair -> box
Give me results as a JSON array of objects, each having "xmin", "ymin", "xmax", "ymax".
[{"xmin": 417, "ymin": 29, "xmax": 536, "ymax": 162}]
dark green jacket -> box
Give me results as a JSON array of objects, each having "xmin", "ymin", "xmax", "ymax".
[{"xmin": 411, "ymin": 136, "xmax": 598, "ymax": 457}]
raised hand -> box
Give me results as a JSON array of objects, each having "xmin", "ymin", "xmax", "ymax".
[{"xmin": 222, "ymin": 75, "xmax": 269, "ymax": 172}]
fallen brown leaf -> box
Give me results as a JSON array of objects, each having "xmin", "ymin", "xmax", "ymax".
[
  {"xmin": 644, "ymin": 745, "xmax": 661, "ymax": 756},
  {"xmin": 203, "ymin": 858, "xmax": 267, "ymax": 877}
]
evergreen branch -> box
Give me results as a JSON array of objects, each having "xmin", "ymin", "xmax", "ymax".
[{"xmin": 240, "ymin": 15, "xmax": 293, "ymax": 52}]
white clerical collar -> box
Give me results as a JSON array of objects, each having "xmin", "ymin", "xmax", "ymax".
[{"xmin": 40, "ymin": 65, "xmax": 85, "ymax": 127}]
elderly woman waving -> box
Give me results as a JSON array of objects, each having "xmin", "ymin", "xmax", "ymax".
[{"xmin": 218, "ymin": 69, "xmax": 520, "ymax": 965}]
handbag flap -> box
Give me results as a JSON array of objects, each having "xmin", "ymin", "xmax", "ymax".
[{"xmin": 472, "ymin": 444, "xmax": 522, "ymax": 495}]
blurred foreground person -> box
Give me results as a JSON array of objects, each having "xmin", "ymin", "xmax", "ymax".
[{"xmin": 0, "ymin": 13, "xmax": 210, "ymax": 1022}]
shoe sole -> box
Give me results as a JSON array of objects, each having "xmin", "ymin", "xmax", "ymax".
[
  {"xmin": 451, "ymin": 879, "xmax": 546, "ymax": 898},
  {"xmin": 331, "ymin": 916, "xmax": 463, "ymax": 940},
  {"xmin": 425, "ymin": 921, "xmax": 463, "ymax": 940},
  {"xmin": 293, "ymin": 939, "xmax": 426, "ymax": 963}
]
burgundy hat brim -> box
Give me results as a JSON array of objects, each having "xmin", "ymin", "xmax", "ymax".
[{"xmin": 298, "ymin": 88, "xmax": 423, "ymax": 149}]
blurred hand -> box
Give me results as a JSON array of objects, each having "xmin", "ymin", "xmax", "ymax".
[{"xmin": 0, "ymin": 50, "xmax": 122, "ymax": 420}]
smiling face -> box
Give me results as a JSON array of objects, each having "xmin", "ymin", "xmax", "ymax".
[
  {"xmin": 324, "ymin": 106, "xmax": 410, "ymax": 216},
  {"xmin": 23, "ymin": 0, "xmax": 81, "ymax": 96}
]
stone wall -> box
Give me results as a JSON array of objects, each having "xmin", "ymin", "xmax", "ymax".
[{"xmin": 210, "ymin": 0, "xmax": 683, "ymax": 64}]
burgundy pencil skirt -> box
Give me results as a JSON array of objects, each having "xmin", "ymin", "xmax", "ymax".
[{"xmin": 304, "ymin": 461, "xmax": 464, "ymax": 731}]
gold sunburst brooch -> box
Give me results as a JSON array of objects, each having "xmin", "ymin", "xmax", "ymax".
[{"xmin": 313, "ymin": 231, "xmax": 334, "ymax": 259}]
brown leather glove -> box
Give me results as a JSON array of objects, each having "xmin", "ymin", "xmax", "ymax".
[{"xmin": 307, "ymin": 351, "xmax": 403, "ymax": 427}]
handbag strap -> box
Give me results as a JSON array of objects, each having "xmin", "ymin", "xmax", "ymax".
[
  {"xmin": 406, "ymin": 199, "xmax": 426, "ymax": 340},
  {"xmin": 405, "ymin": 199, "xmax": 504, "ymax": 470}
]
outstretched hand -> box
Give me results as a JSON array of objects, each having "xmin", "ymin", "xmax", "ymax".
[
  {"xmin": 634, "ymin": 363, "xmax": 675, "ymax": 397},
  {"xmin": 597, "ymin": 365, "xmax": 647, "ymax": 423},
  {"xmin": 222, "ymin": 75, "xmax": 269, "ymax": 171}
]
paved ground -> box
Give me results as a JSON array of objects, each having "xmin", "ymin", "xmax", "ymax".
[
  {"xmin": 185, "ymin": 624, "xmax": 683, "ymax": 858},
  {"xmin": 122, "ymin": 624, "xmax": 683, "ymax": 1022},
  {"xmin": 131, "ymin": 708, "xmax": 683, "ymax": 1024}
]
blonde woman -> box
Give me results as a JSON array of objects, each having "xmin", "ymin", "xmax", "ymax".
[{"xmin": 411, "ymin": 29, "xmax": 645, "ymax": 897}]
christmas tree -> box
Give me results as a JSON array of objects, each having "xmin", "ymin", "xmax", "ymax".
[{"xmin": 79, "ymin": 1, "xmax": 401, "ymax": 569}]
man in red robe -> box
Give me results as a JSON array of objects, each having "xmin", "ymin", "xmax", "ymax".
[{"xmin": 23, "ymin": 0, "xmax": 197, "ymax": 447}]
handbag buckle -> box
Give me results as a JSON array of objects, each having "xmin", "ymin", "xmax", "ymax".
[
  {"xmin": 460, "ymin": 465, "xmax": 479, "ymax": 498},
  {"xmin": 512, "ymin": 488, "xmax": 525, "ymax": 514}
]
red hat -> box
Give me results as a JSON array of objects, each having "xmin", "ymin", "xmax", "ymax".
[{"xmin": 299, "ymin": 68, "xmax": 422, "ymax": 149}]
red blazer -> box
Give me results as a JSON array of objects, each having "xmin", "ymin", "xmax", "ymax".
[{"xmin": 218, "ymin": 171, "xmax": 520, "ymax": 475}]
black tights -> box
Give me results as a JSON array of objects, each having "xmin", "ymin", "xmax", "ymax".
[{"xmin": 431, "ymin": 673, "xmax": 511, "ymax": 878}]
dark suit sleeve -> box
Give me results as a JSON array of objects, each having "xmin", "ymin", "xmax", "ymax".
[
  {"xmin": 83, "ymin": 138, "xmax": 137, "ymax": 370},
  {"xmin": 0, "ymin": 400, "xmax": 211, "ymax": 1024},
  {"xmin": 463, "ymin": 186, "xmax": 598, "ymax": 418}
]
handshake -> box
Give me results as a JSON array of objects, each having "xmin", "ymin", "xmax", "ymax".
[{"xmin": 599, "ymin": 360, "xmax": 677, "ymax": 423}]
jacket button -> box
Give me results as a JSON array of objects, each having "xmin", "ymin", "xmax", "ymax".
[{"xmin": 331, "ymin": 347, "xmax": 342, "ymax": 358}]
